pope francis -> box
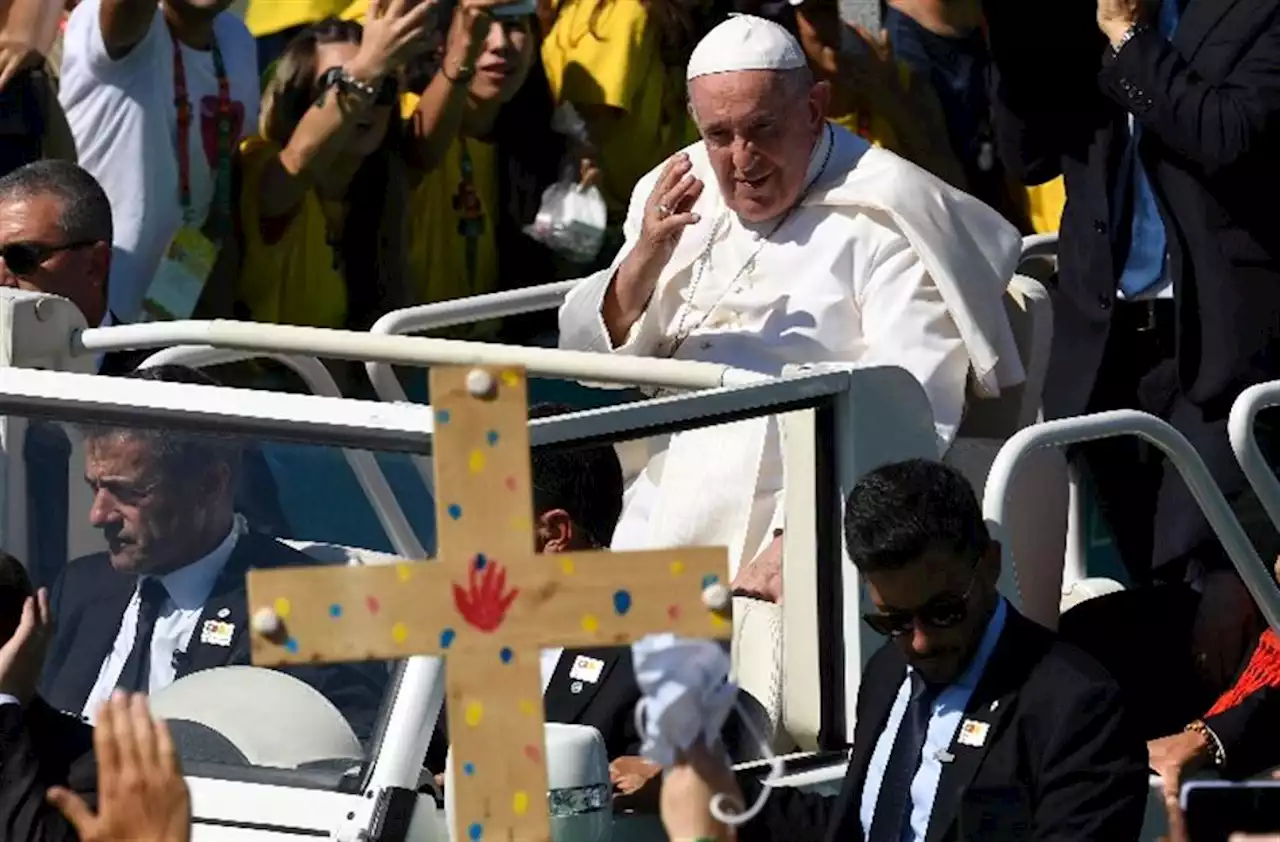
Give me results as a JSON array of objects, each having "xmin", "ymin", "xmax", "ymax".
[{"xmin": 558, "ymin": 14, "xmax": 1026, "ymax": 585}]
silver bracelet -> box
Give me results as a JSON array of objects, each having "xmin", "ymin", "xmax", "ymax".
[{"xmin": 1112, "ymin": 23, "xmax": 1146, "ymax": 56}]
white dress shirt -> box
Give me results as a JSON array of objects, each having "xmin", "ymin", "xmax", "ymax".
[
  {"xmin": 541, "ymin": 648, "xmax": 564, "ymax": 693},
  {"xmin": 81, "ymin": 517, "xmax": 244, "ymax": 722}
]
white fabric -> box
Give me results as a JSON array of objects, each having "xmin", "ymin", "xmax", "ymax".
[
  {"xmin": 82, "ymin": 517, "xmax": 245, "ymax": 722},
  {"xmin": 686, "ymin": 15, "xmax": 807, "ymax": 80},
  {"xmin": 559, "ymin": 126, "xmax": 1023, "ymax": 573},
  {"xmin": 0, "ymin": 695, "xmax": 18, "ymax": 708},
  {"xmin": 631, "ymin": 634, "xmax": 738, "ymax": 766},
  {"xmin": 541, "ymin": 647, "xmax": 564, "ymax": 693},
  {"xmin": 59, "ymin": 0, "xmax": 259, "ymax": 325}
]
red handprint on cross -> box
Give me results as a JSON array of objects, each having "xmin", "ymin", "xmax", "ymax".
[{"xmin": 453, "ymin": 554, "xmax": 519, "ymax": 632}]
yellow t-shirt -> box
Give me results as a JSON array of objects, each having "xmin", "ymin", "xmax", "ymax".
[
  {"xmin": 400, "ymin": 94, "xmax": 501, "ymax": 338},
  {"xmin": 244, "ymin": 0, "xmax": 351, "ymax": 37},
  {"xmin": 541, "ymin": 0, "xmax": 698, "ymax": 221},
  {"xmin": 1026, "ymin": 176, "xmax": 1067, "ymax": 234},
  {"xmin": 339, "ymin": 0, "xmax": 370, "ymax": 20},
  {"xmin": 236, "ymin": 136, "xmax": 349, "ymax": 329}
]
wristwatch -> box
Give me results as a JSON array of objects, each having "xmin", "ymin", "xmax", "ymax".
[
  {"xmin": 1112, "ymin": 22, "xmax": 1147, "ymax": 56},
  {"xmin": 316, "ymin": 66, "xmax": 379, "ymax": 109},
  {"xmin": 442, "ymin": 57, "xmax": 476, "ymax": 85}
]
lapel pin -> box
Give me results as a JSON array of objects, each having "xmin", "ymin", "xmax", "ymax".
[
  {"xmin": 217, "ymin": 607, "xmax": 231, "ymax": 619},
  {"xmin": 569, "ymin": 655, "xmax": 605, "ymax": 684},
  {"xmin": 957, "ymin": 718, "xmax": 990, "ymax": 748},
  {"xmin": 990, "ymin": 699, "xmax": 1000, "ymax": 712},
  {"xmin": 570, "ymin": 680, "xmax": 584, "ymax": 695}
]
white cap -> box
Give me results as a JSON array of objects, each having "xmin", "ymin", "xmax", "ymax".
[{"xmin": 686, "ymin": 14, "xmax": 808, "ymax": 81}]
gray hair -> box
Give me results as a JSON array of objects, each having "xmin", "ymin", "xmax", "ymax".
[
  {"xmin": 686, "ymin": 65, "xmax": 815, "ymax": 123},
  {"xmin": 0, "ymin": 160, "xmax": 113, "ymax": 245}
]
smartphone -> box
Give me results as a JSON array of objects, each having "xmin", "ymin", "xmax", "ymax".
[{"xmin": 1181, "ymin": 779, "xmax": 1280, "ymax": 842}]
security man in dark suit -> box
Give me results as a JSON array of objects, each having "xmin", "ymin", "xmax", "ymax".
[
  {"xmin": 983, "ymin": 0, "xmax": 1280, "ymax": 735},
  {"xmin": 719, "ymin": 460, "xmax": 1149, "ymax": 842},
  {"xmin": 0, "ymin": 552, "xmax": 94, "ymax": 842},
  {"xmin": 38, "ymin": 365, "xmax": 385, "ymax": 741}
]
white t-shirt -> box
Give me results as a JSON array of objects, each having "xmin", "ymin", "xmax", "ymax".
[{"xmin": 59, "ymin": 0, "xmax": 259, "ymax": 324}]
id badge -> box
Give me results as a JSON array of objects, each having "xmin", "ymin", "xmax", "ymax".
[{"xmin": 143, "ymin": 226, "xmax": 219, "ymax": 321}]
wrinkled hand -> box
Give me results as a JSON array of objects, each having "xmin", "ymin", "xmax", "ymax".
[
  {"xmin": 1191, "ymin": 570, "xmax": 1259, "ymax": 692},
  {"xmin": 1097, "ymin": 0, "xmax": 1144, "ymax": 45},
  {"xmin": 633, "ymin": 153, "xmax": 703, "ymax": 267},
  {"xmin": 731, "ymin": 533, "xmax": 783, "ymax": 604},
  {"xmin": 0, "ymin": 588, "xmax": 51, "ymax": 704},
  {"xmin": 1148, "ymin": 730, "xmax": 1211, "ymax": 792},
  {"xmin": 47, "ymin": 693, "xmax": 191, "ymax": 842},
  {"xmin": 355, "ymin": 0, "xmax": 437, "ymax": 81}
]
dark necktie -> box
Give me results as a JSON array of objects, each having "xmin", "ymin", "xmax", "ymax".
[
  {"xmin": 115, "ymin": 578, "xmax": 169, "ymax": 694},
  {"xmin": 868, "ymin": 672, "xmax": 937, "ymax": 842}
]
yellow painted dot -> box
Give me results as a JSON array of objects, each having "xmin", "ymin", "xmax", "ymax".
[
  {"xmin": 669, "ymin": 560, "xmax": 685, "ymax": 576},
  {"xmin": 465, "ymin": 701, "xmax": 484, "ymax": 727},
  {"xmin": 468, "ymin": 449, "xmax": 486, "ymax": 474},
  {"xmin": 396, "ymin": 564, "xmax": 413, "ymax": 583},
  {"xmin": 273, "ymin": 597, "xmax": 291, "ymax": 619},
  {"xmin": 501, "ymin": 370, "xmax": 521, "ymax": 387},
  {"xmin": 560, "ymin": 557, "xmax": 575, "ymax": 576},
  {"xmin": 518, "ymin": 699, "xmax": 537, "ymax": 717},
  {"xmin": 711, "ymin": 613, "xmax": 729, "ymax": 630},
  {"xmin": 581, "ymin": 614, "xmax": 599, "ymax": 634},
  {"xmin": 512, "ymin": 791, "xmax": 529, "ymax": 815},
  {"xmin": 391, "ymin": 622, "xmax": 409, "ymax": 644}
]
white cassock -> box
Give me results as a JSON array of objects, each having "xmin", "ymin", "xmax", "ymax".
[{"xmin": 558, "ymin": 124, "xmax": 1025, "ymax": 574}]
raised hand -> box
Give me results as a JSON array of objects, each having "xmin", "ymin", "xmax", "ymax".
[
  {"xmin": 47, "ymin": 693, "xmax": 191, "ymax": 842},
  {"xmin": 1097, "ymin": 0, "xmax": 1144, "ymax": 45},
  {"xmin": 0, "ymin": 588, "xmax": 52, "ymax": 704},
  {"xmin": 636, "ymin": 153, "xmax": 704, "ymax": 268},
  {"xmin": 355, "ymin": 0, "xmax": 439, "ymax": 81}
]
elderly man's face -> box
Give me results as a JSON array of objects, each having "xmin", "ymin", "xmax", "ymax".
[
  {"xmin": 84, "ymin": 435, "xmax": 227, "ymax": 576},
  {"xmin": 0, "ymin": 194, "xmax": 108, "ymax": 326},
  {"xmin": 690, "ymin": 69, "xmax": 829, "ymax": 222}
]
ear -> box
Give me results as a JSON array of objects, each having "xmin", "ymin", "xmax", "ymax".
[
  {"xmin": 536, "ymin": 508, "xmax": 575, "ymax": 553},
  {"xmin": 89, "ymin": 241, "xmax": 111, "ymax": 289},
  {"xmin": 808, "ymin": 80, "xmax": 831, "ymax": 130}
]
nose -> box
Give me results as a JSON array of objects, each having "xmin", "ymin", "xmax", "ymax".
[
  {"xmin": 731, "ymin": 137, "xmax": 758, "ymax": 175},
  {"xmin": 88, "ymin": 489, "xmax": 119, "ymax": 528},
  {"xmin": 485, "ymin": 18, "xmax": 509, "ymax": 52},
  {"xmin": 907, "ymin": 619, "xmax": 936, "ymax": 658}
]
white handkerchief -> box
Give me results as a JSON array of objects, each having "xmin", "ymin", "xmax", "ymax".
[{"xmin": 631, "ymin": 634, "xmax": 738, "ymax": 767}]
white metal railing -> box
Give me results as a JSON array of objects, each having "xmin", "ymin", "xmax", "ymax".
[
  {"xmin": 366, "ymin": 281, "xmax": 576, "ymax": 403},
  {"xmin": 985, "ymin": 409, "xmax": 1280, "ymax": 631},
  {"xmin": 76, "ymin": 320, "xmax": 768, "ymax": 394},
  {"xmin": 138, "ymin": 347, "xmax": 425, "ymax": 560},
  {"xmin": 1229, "ymin": 381, "xmax": 1280, "ymax": 538},
  {"xmin": 1020, "ymin": 232, "xmax": 1059, "ymax": 262}
]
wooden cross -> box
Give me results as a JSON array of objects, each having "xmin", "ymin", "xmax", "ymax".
[{"xmin": 246, "ymin": 365, "xmax": 731, "ymax": 842}]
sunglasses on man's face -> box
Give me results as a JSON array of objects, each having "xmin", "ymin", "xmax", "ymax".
[
  {"xmin": 0, "ymin": 240, "xmax": 97, "ymax": 277},
  {"xmin": 862, "ymin": 561, "xmax": 982, "ymax": 638}
]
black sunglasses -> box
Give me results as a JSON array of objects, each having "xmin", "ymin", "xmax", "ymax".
[
  {"xmin": 0, "ymin": 240, "xmax": 97, "ymax": 276},
  {"xmin": 862, "ymin": 559, "xmax": 983, "ymax": 638}
]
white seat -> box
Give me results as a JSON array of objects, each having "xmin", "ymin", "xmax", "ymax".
[
  {"xmin": 946, "ymin": 275, "xmax": 1070, "ymax": 629},
  {"xmin": 279, "ymin": 538, "xmax": 414, "ymax": 567}
]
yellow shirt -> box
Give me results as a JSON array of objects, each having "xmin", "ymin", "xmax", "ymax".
[
  {"xmin": 401, "ymin": 94, "xmax": 501, "ymax": 339},
  {"xmin": 244, "ymin": 0, "xmax": 351, "ymax": 37},
  {"xmin": 1026, "ymin": 176, "xmax": 1067, "ymax": 234},
  {"xmin": 339, "ymin": 0, "xmax": 370, "ymax": 20},
  {"xmin": 236, "ymin": 136, "xmax": 349, "ymax": 329},
  {"xmin": 541, "ymin": 0, "xmax": 697, "ymax": 221}
]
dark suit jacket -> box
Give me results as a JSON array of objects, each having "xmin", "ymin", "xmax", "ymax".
[
  {"xmin": 0, "ymin": 698, "xmax": 95, "ymax": 842},
  {"xmin": 985, "ymin": 0, "xmax": 1280, "ymax": 420},
  {"xmin": 740, "ymin": 609, "xmax": 1149, "ymax": 842},
  {"xmin": 39, "ymin": 532, "xmax": 387, "ymax": 742},
  {"xmin": 1206, "ymin": 684, "xmax": 1280, "ymax": 779},
  {"xmin": 426, "ymin": 646, "xmax": 641, "ymax": 772}
]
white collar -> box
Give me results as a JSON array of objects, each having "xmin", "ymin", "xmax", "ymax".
[{"xmin": 142, "ymin": 515, "xmax": 245, "ymax": 610}]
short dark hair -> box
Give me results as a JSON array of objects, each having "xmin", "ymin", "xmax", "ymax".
[
  {"xmin": 528, "ymin": 403, "xmax": 624, "ymax": 548},
  {"xmin": 0, "ymin": 551, "xmax": 32, "ymax": 645},
  {"xmin": 81, "ymin": 365, "xmax": 242, "ymax": 485},
  {"xmin": 844, "ymin": 459, "xmax": 990, "ymax": 573},
  {"xmin": 0, "ymin": 160, "xmax": 113, "ymax": 245}
]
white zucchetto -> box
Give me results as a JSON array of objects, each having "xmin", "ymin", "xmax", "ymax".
[{"xmin": 686, "ymin": 14, "xmax": 808, "ymax": 81}]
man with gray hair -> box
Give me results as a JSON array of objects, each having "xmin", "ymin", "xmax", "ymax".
[
  {"xmin": 558, "ymin": 14, "xmax": 1026, "ymax": 597},
  {"xmin": 0, "ymin": 159, "xmax": 112, "ymax": 327}
]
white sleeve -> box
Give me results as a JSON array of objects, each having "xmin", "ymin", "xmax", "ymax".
[
  {"xmin": 852, "ymin": 211, "xmax": 969, "ymax": 451},
  {"xmin": 62, "ymin": 0, "xmax": 162, "ymax": 80},
  {"xmin": 0, "ymin": 694, "xmax": 19, "ymax": 708},
  {"xmin": 558, "ymin": 167, "xmax": 667, "ymax": 359}
]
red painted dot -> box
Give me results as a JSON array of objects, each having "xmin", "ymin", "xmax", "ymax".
[
  {"xmin": 523, "ymin": 744, "xmax": 542, "ymax": 763},
  {"xmin": 504, "ymin": 476, "xmax": 517, "ymax": 491},
  {"xmin": 366, "ymin": 596, "xmax": 380, "ymax": 615},
  {"xmin": 667, "ymin": 604, "xmax": 681, "ymax": 621}
]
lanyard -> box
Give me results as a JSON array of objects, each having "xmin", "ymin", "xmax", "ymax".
[{"xmin": 171, "ymin": 28, "xmax": 233, "ymax": 239}]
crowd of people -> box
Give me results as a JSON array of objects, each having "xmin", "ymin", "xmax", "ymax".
[{"xmin": 0, "ymin": 0, "xmax": 1277, "ymax": 839}]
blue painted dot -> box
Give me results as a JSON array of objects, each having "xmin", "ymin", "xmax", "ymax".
[
  {"xmin": 436, "ymin": 409, "xmax": 451, "ymax": 425},
  {"xmin": 612, "ymin": 590, "xmax": 633, "ymax": 616},
  {"xmin": 440, "ymin": 628, "xmax": 456, "ymax": 649},
  {"xmin": 284, "ymin": 638, "xmax": 299, "ymax": 653},
  {"xmin": 701, "ymin": 574, "xmax": 720, "ymax": 589},
  {"xmin": 474, "ymin": 553, "xmax": 488, "ymax": 570},
  {"xmin": 486, "ymin": 429, "xmax": 500, "ymax": 446},
  {"xmin": 463, "ymin": 761, "xmax": 476, "ymax": 777},
  {"xmin": 468, "ymin": 823, "xmax": 483, "ymax": 841},
  {"xmin": 447, "ymin": 504, "xmax": 463, "ymax": 520},
  {"xmin": 328, "ymin": 604, "xmax": 342, "ymax": 618},
  {"xmin": 500, "ymin": 647, "xmax": 514, "ymax": 664}
]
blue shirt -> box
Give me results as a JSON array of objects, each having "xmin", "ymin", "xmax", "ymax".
[{"xmin": 859, "ymin": 597, "xmax": 1009, "ymax": 842}]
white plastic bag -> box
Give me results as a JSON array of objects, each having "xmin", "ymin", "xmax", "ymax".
[{"xmin": 524, "ymin": 179, "xmax": 608, "ymax": 264}]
